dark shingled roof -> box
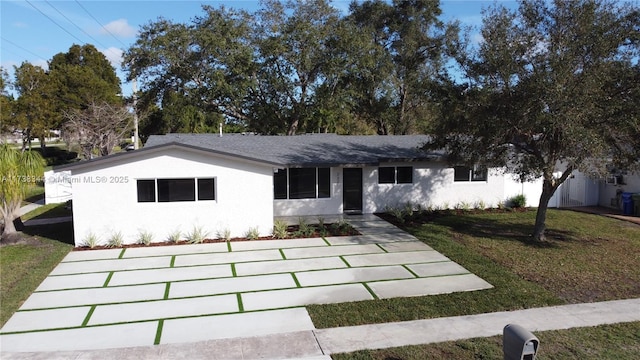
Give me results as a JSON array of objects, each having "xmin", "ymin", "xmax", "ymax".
[{"xmin": 145, "ymin": 133, "xmax": 443, "ymax": 167}]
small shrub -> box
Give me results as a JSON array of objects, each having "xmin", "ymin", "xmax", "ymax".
[
  {"xmin": 455, "ymin": 201, "xmax": 472, "ymax": 212},
  {"xmin": 166, "ymin": 229, "xmax": 182, "ymax": 243},
  {"xmin": 216, "ymin": 228, "xmax": 231, "ymax": 241},
  {"xmin": 82, "ymin": 232, "xmax": 99, "ymax": 248},
  {"xmin": 442, "ymin": 202, "xmax": 450, "ymax": 210},
  {"xmin": 403, "ymin": 202, "xmax": 415, "ymax": 217},
  {"xmin": 388, "ymin": 206, "xmax": 405, "ymax": 223},
  {"xmin": 497, "ymin": 200, "xmax": 506, "ymax": 210},
  {"xmin": 475, "ymin": 200, "xmax": 487, "ymax": 210},
  {"xmin": 186, "ymin": 225, "xmax": 208, "ymax": 244},
  {"xmin": 245, "ymin": 227, "xmax": 260, "ymax": 240},
  {"xmin": 137, "ymin": 230, "xmax": 153, "ymax": 245},
  {"xmin": 316, "ymin": 216, "xmax": 325, "ymax": 228},
  {"xmin": 107, "ymin": 231, "xmax": 123, "ymax": 248},
  {"xmin": 509, "ymin": 194, "xmax": 527, "ymax": 208},
  {"xmin": 272, "ymin": 220, "xmax": 289, "ymax": 239},
  {"xmin": 294, "ymin": 221, "xmax": 315, "ymax": 237}
]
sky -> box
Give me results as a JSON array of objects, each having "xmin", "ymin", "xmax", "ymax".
[{"xmin": 1, "ymin": 0, "xmax": 518, "ymax": 96}]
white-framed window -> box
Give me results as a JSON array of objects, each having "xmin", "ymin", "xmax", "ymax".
[
  {"xmin": 274, "ymin": 167, "xmax": 330, "ymax": 200},
  {"xmin": 378, "ymin": 166, "xmax": 413, "ymax": 184},
  {"xmin": 137, "ymin": 178, "xmax": 216, "ymax": 203},
  {"xmin": 453, "ymin": 165, "xmax": 487, "ymax": 182}
]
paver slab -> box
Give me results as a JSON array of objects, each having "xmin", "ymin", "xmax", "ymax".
[
  {"xmin": 230, "ymin": 238, "xmax": 327, "ymax": 251},
  {"xmin": 173, "ymin": 249, "xmax": 282, "ymax": 267},
  {"xmin": 88, "ymin": 294, "xmax": 238, "ymax": 325},
  {"xmin": 35, "ymin": 272, "xmax": 109, "ymax": 291},
  {"xmin": 367, "ymin": 274, "xmax": 493, "ymax": 299},
  {"xmin": 21, "ymin": 283, "xmax": 166, "ymax": 309},
  {"xmin": 235, "ymin": 257, "xmax": 347, "ymax": 276},
  {"xmin": 60, "ymin": 249, "xmax": 122, "ymax": 262},
  {"xmin": 343, "ymin": 251, "xmax": 449, "ymax": 267},
  {"xmin": 407, "ymin": 262, "xmax": 470, "ymax": 277},
  {"xmin": 108, "ymin": 264, "xmax": 232, "ymax": 286},
  {"xmin": 325, "ymin": 234, "xmax": 416, "ymax": 246},
  {"xmin": 242, "ymin": 284, "xmax": 373, "ymax": 311},
  {"xmin": 50, "ymin": 256, "xmax": 172, "ymax": 275},
  {"xmin": 283, "ymin": 244, "xmax": 384, "ymax": 259},
  {"xmin": 0, "ymin": 307, "xmax": 91, "ymax": 333},
  {"xmin": 295, "ymin": 266, "xmax": 415, "ymax": 287},
  {"xmin": 378, "ymin": 241, "xmax": 433, "ymax": 252},
  {"xmin": 169, "ymin": 273, "xmax": 296, "ymax": 298},
  {"xmin": 160, "ymin": 308, "xmax": 314, "ymax": 344},
  {"xmin": 121, "ymin": 242, "xmax": 229, "ymax": 258},
  {"xmin": 0, "ymin": 321, "xmax": 159, "ymax": 352}
]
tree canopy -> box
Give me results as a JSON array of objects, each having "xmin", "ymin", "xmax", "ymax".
[
  {"xmin": 124, "ymin": 0, "xmax": 458, "ymax": 136},
  {"xmin": 426, "ymin": 0, "xmax": 640, "ymax": 241}
]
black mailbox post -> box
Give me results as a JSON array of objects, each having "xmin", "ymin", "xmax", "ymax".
[{"xmin": 503, "ymin": 324, "xmax": 539, "ymax": 360}]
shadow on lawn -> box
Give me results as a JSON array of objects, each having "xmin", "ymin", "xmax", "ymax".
[
  {"xmin": 22, "ymin": 222, "xmax": 74, "ymax": 246},
  {"xmin": 384, "ymin": 210, "xmax": 579, "ymax": 249}
]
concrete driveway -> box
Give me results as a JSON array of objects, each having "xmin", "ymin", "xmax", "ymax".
[{"xmin": 0, "ymin": 215, "xmax": 492, "ymax": 353}]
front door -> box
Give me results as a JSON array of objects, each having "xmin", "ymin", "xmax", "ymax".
[{"xmin": 343, "ymin": 168, "xmax": 363, "ymax": 213}]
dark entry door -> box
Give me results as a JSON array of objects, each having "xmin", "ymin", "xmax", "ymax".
[{"xmin": 343, "ymin": 168, "xmax": 363, "ymax": 213}]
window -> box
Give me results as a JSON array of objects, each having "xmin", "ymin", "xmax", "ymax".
[
  {"xmin": 454, "ymin": 165, "xmax": 488, "ymax": 182},
  {"xmin": 137, "ymin": 180, "xmax": 155, "ymax": 202},
  {"xmin": 137, "ymin": 178, "xmax": 216, "ymax": 203},
  {"xmin": 274, "ymin": 167, "xmax": 330, "ymax": 199},
  {"xmin": 396, "ymin": 167, "xmax": 413, "ymax": 184},
  {"xmin": 378, "ymin": 166, "xmax": 413, "ymax": 184},
  {"xmin": 158, "ymin": 179, "xmax": 195, "ymax": 202},
  {"xmin": 274, "ymin": 169, "xmax": 288, "ymax": 199},
  {"xmin": 198, "ymin": 178, "xmax": 215, "ymax": 200},
  {"xmin": 378, "ymin": 167, "xmax": 395, "ymax": 184}
]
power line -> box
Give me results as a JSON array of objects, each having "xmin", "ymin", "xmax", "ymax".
[
  {"xmin": 24, "ymin": 0, "xmax": 86, "ymax": 45},
  {"xmin": 74, "ymin": 0, "xmax": 127, "ymax": 48},
  {"xmin": 45, "ymin": 0, "xmax": 109, "ymax": 50},
  {"xmin": 1, "ymin": 36, "xmax": 47, "ymax": 60}
]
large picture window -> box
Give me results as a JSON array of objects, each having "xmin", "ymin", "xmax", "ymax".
[
  {"xmin": 274, "ymin": 167, "xmax": 330, "ymax": 199},
  {"xmin": 137, "ymin": 178, "xmax": 216, "ymax": 203},
  {"xmin": 378, "ymin": 166, "xmax": 413, "ymax": 184},
  {"xmin": 454, "ymin": 165, "xmax": 488, "ymax": 182}
]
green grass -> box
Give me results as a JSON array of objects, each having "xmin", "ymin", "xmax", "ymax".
[
  {"xmin": 21, "ymin": 203, "xmax": 72, "ymax": 221},
  {"xmin": 308, "ymin": 209, "xmax": 639, "ymax": 328},
  {"xmin": 0, "ymin": 233, "xmax": 72, "ymax": 327},
  {"xmin": 332, "ymin": 321, "xmax": 640, "ymax": 359}
]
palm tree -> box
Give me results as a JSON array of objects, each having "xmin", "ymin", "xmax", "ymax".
[{"xmin": 1, "ymin": 143, "xmax": 44, "ymax": 242}]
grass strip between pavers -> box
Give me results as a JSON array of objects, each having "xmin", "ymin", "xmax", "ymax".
[
  {"xmin": 322, "ymin": 237, "xmax": 332, "ymax": 246},
  {"xmin": 231, "ymin": 263, "xmax": 237, "ymax": 277},
  {"xmin": 402, "ymin": 264, "xmax": 420, "ymax": 278},
  {"xmin": 164, "ymin": 283, "xmax": 171, "ymax": 300},
  {"xmin": 81, "ymin": 305, "xmax": 96, "ymax": 327},
  {"xmin": 362, "ymin": 283, "xmax": 379, "ymax": 300},
  {"xmin": 103, "ymin": 272, "xmax": 114, "ymax": 287},
  {"xmin": 339, "ymin": 255, "xmax": 351, "ymax": 268},
  {"xmin": 236, "ymin": 293, "xmax": 244, "ymax": 312},
  {"xmin": 376, "ymin": 243, "xmax": 389, "ymax": 253},
  {"xmin": 279, "ymin": 248, "xmax": 287, "ymax": 259},
  {"xmin": 291, "ymin": 273, "xmax": 302, "ymax": 288},
  {"xmin": 118, "ymin": 248, "xmax": 126, "ymax": 259},
  {"xmin": 169, "ymin": 255, "xmax": 176, "ymax": 268},
  {"xmin": 154, "ymin": 319, "xmax": 164, "ymax": 345},
  {"xmin": 227, "ymin": 241, "xmax": 232, "ymax": 252}
]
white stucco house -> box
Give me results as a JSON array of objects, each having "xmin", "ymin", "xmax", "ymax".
[{"xmin": 49, "ymin": 133, "xmax": 547, "ymax": 246}]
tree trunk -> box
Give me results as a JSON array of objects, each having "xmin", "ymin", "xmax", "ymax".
[
  {"xmin": 532, "ymin": 179, "xmax": 555, "ymax": 241},
  {"xmin": 2, "ymin": 212, "xmax": 17, "ymax": 240}
]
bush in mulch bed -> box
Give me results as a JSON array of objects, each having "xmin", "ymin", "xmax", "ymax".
[
  {"xmin": 73, "ymin": 222, "xmax": 360, "ymax": 251},
  {"xmin": 376, "ymin": 206, "xmax": 530, "ymax": 228}
]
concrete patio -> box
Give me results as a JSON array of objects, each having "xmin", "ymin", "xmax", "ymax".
[{"xmin": 0, "ymin": 215, "xmax": 492, "ymax": 353}]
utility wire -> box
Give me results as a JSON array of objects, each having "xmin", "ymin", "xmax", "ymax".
[
  {"xmin": 74, "ymin": 0, "xmax": 127, "ymax": 48},
  {"xmin": 45, "ymin": 0, "xmax": 109, "ymax": 50},
  {"xmin": 25, "ymin": 0, "xmax": 86, "ymax": 45},
  {"xmin": 1, "ymin": 36, "xmax": 46, "ymax": 60}
]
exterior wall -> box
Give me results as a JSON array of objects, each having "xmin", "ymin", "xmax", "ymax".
[
  {"xmin": 70, "ymin": 148, "xmax": 274, "ymax": 247},
  {"xmin": 274, "ymin": 162, "xmax": 531, "ymax": 216},
  {"xmin": 598, "ymin": 171, "xmax": 640, "ymax": 209},
  {"xmin": 503, "ymin": 175, "xmax": 544, "ymax": 207},
  {"xmin": 43, "ymin": 170, "xmax": 73, "ymax": 205}
]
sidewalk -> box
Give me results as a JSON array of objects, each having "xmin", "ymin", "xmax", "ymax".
[{"xmin": 2, "ymin": 298, "xmax": 638, "ymax": 359}]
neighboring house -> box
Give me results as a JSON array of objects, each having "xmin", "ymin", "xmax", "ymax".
[{"xmin": 49, "ymin": 133, "xmax": 544, "ymax": 246}]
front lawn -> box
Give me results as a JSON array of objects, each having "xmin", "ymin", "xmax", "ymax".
[
  {"xmin": 333, "ymin": 321, "xmax": 640, "ymax": 359},
  {"xmin": 308, "ymin": 209, "xmax": 640, "ymax": 328},
  {"xmin": 21, "ymin": 202, "xmax": 72, "ymax": 221}
]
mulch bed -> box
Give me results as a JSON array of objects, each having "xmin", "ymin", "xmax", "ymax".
[{"xmin": 74, "ymin": 223, "xmax": 360, "ymax": 251}]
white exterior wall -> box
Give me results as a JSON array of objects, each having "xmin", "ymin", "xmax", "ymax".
[
  {"xmin": 70, "ymin": 148, "xmax": 274, "ymax": 247},
  {"xmin": 43, "ymin": 169, "xmax": 73, "ymax": 205},
  {"xmin": 598, "ymin": 171, "xmax": 640, "ymax": 209},
  {"xmin": 274, "ymin": 162, "xmax": 530, "ymax": 216},
  {"xmin": 503, "ymin": 175, "xmax": 544, "ymax": 207}
]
